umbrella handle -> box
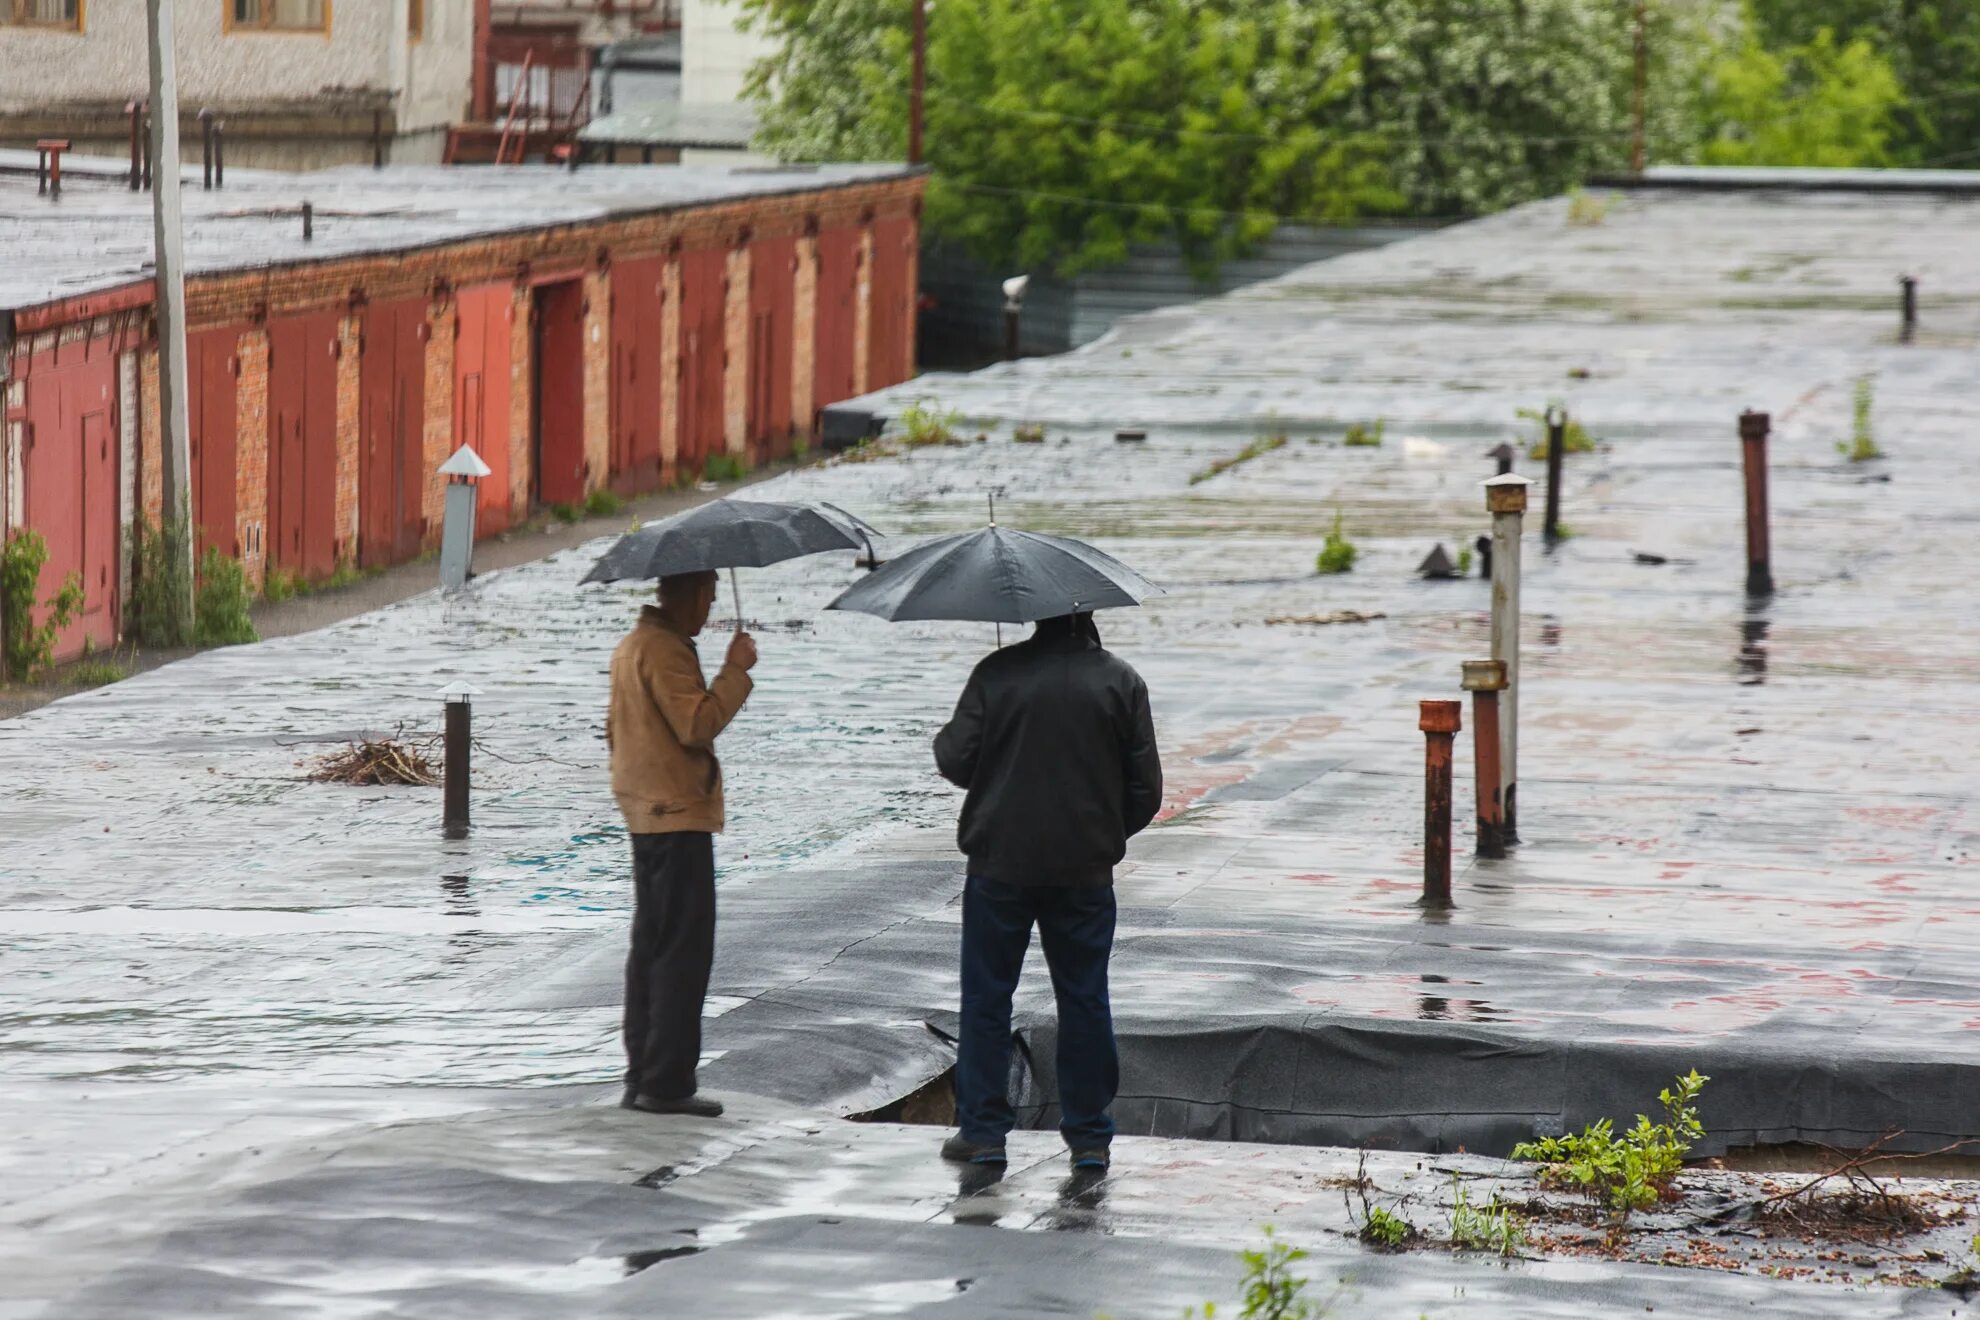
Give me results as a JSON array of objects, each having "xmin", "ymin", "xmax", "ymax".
[{"xmin": 730, "ymin": 567, "xmax": 744, "ymax": 634}]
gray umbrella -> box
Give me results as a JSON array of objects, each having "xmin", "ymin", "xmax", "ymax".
[
  {"xmin": 582, "ymin": 497, "xmax": 866, "ymax": 624},
  {"xmin": 825, "ymin": 525, "xmax": 1158, "ymax": 624}
]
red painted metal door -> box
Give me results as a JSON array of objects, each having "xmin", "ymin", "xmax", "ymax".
[
  {"xmin": 359, "ymin": 299, "xmax": 427, "ymax": 568},
  {"xmin": 267, "ymin": 311, "xmax": 341, "ymax": 580},
  {"xmin": 534, "ymin": 279, "xmax": 587, "ymax": 507},
  {"xmin": 189, "ymin": 328, "xmax": 238, "ymax": 560},
  {"xmin": 813, "ymin": 227, "xmax": 860, "ymax": 422},
  {"xmin": 678, "ymin": 247, "xmax": 727, "ymax": 475},
  {"xmin": 748, "ymin": 235, "xmax": 795, "ymax": 459},
  {"xmin": 454, "ymin": 282, "xmax": 514, "ymax": 535},
  {"xmin": 20, "ymin": 341, "xmax": 119, "ymax": 658},
  {"xmin": 610, "ymin": 256, "xmax": 665, "ymax": 494},
  {"xmin": 867, "ymin": 215, "xmax": 914, "ymax": 392}
]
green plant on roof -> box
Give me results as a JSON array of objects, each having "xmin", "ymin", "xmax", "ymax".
[
  {"xmin": 1446, "ymin": 1175, "xmax": 1529, "ymax": 1256},
  {"xmin": 1566, "ymin": 186, "xmax": 1616, "ymax": 226},
  {"xmin": 1315, "ymin": 511, "xmax": 1357, "ymax": 575},
  {"xmin": 1838, "ymin": 375, "xmax": 1883, "ymax": 461},
  {"xmin": 1191, "ymin": 432, "xmax": 1287, "ymax": 485},
  {"xmin": 1519, "ymin": 405, "xmax": 1596, "ymax": 461},
  {"xmin": 1342, "ymin": 419, "xmax": 1385, "ymax": 448},
  {"xmin": 1511, "ymin": 1069, "xmax": 1708, "ymax": 1222},
  {"xmin": 897, "ymin": 400, "xmax": 963, "ymax": 447},
  {"xmin": 585, "ymin": 487, "xmax": 626, "ymax": 517},
  {"xmin": 194, "ymin": 548, "xmax": 258, "ymax": 647},
  {"xmin": 1012, "ymin": 422, "xmax": 1046, "ymax": 444},
  {"xmin": 1456, "ymin": 543, "xmax": 1474, "ymax": 576}
]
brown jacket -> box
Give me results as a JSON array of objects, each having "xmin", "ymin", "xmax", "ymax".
[{"xmin": 607, "ymin": 606, "xmax": 753, "ymax": 834}]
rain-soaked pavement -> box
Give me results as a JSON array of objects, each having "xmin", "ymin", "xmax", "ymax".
[{"xmin": 5, "ymin": 182, "xmax": 1980, "ymax": 1315}]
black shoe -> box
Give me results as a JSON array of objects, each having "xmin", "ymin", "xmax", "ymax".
[
  {"xmin": 1069, "ymin": 1147, "xmax": 1110, "ymax": 1171},
  {"xmin": 626, "ymin": 1092, "xmax": 724, "ymax": 1118},
  {"xmin": 940, "ymin": 1133, "xmax": 1008, "ymax": 1165}
]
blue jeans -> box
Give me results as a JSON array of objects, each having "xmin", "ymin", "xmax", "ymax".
[{"xmin": 956, "ymin": 875, "xmax": 1119, "ymax": 1148}]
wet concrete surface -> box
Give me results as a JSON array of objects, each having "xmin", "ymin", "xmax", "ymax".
[{"xmin": 5, "ymin": 184, "xmax": 1980, "ymax": 1313}]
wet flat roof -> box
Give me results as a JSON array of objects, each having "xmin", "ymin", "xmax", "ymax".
[{"xmin": 0, "ymin": 151, "xmax": 918, "ymax": 316}]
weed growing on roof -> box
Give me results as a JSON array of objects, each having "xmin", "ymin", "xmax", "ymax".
[
  {"xmin": 1567, "ymin": 187, "xmax": 1616, "ymax": 226},
  {"xmin": 194, "ymin": 548, "xmax": 258, "ymax": 646},
  {"xmin": 1447, "ymin": 1175, "xmax": 1529, "ymax": 1256},
  {"xmin": 1, "ymin": 529, "xmax": 84, "ymax": 681},
  {"xmin": 897, "ymin": 400, "xmax": 963, "ymax": 447},
  {"xmin": 1839, "ymin": 376, "xmax": 1883, "ymax": 461},
  {"xmin": 1519, "ymin": 405, "xmax": 1596, "ymax": 460},
  {"xmin": 1012, "ymin": 422, "xmax": 1046, "ymax": 443},
  {"xmin": 69, "ymin": 659, "xmax": 128, "ymax": 687},
  {"xmin": 1191, "ymin": 432, "xmax": 1287, "ymax": 484},
  {"xmin": 1177, "ymin": 1227, "xmax": 1328, "ymax": 1320},
  {"xmin": 1456, "ymin": 544, "xmax": 1474, "ymax": 576},
  {"xmin": 585, "ymin": 487, "xmax": 626, "ymax": 517},
  {"xmin": 550, "ymin": 502, "xmax": 582, "ymax": 525},
  {"xmin": 1315, "ymin": 511, "xmax": 1357, "ymax": 575},
  {"xmin": 1342, "ymin": 419, "xmax": 1385, "ymax": 448},
  {"xmin": 1512, "ymin": 1069, "xmax": 1708, "ymax": 1221},
  {"xmin": 261, "ymin": 566, "xmax": 306, "ymax": 604},
  {"xmin": 125, "ymin": 510, "xmax": 193, "ymax": 647}
]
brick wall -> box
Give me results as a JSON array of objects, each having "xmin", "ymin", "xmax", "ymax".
[
  {"xmin": 234, "ymin": 329, "xmax": 270, "ymax": 590},
  {"xmin": 421, "ymin": 298, "xmax": 453, "ymax": 542},
  {"xmin": 791, "ymin": 235, "xmax": 817, "ymax": 442},
  {"xmin": 509, "ymin": 284, "xmax": 532, "ymax": 520},
  {"xmin": 723, "ymin": 244, "xmax": 750, "ymax": 457},
  {"xmin": 333, "ymin": 315, "xmax": 361, "ymax": 563},
  {"xmin": 853, "ymin": 226, "xmax": 874, "ymax": 395},
  {"xmin": 140, "ymin": 346, "xmax": 162, "ymax": 524},
  {"xmin": 659, "ymin": 257, "xmax": 682, "ymax": 484},
  {"xmin": 581, "ymin": 269, "xmax": 610, "ymax": 493}
]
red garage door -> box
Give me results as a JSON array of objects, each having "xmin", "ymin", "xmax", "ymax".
[
  {"xmin": 677, "ymin": 246, "xmax": 727, "ymax": 476},
  {"xmin": 267, "ymin": 311, "xmax": 341, "ymax": 581},
  {"xmin": 17, "ymin": 339, "xmax": 119, "ymax": 657},
  {"xmin": 534, "ymin": 279, "xmax": 587, "ymax": 508},
  {"xmin": 610, "ymin": 256, "xmax": 665, "ymax": 494},
  {"xmin": 748, "ymin": 234, "xmax": 796, "ymax": 461},
  {"xmin": 867, "ymin": 215, "xmax": 915, "ymax": 392},
  {"xmin": 189, "ymin": 327, "xmax": 240, "ymax": 561},
  {"xmin": 454, "ymin": 282, "xmax": 514, "ymax": 536},
  {"xmin": 813, "ymin": 227, "xmax": 860, "ymax": 423},
  {"xmin": 359, "ymin": 299, "xmax": 428, "ymax": 568}
]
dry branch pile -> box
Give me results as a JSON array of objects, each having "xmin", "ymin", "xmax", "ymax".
[{"xmin": 308, "ymin": 731, "xmax": 439, "ymax": 786}]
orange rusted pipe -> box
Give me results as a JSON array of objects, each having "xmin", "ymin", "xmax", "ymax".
[
  {"xmin": 1739, "ymin": 410, "xmax": 1772, "ymax": 595},
  {"xmin": 1420, "ymin": 699, "xmax": 1462, "ymax": 908},
  {"xmin": 1462, "ymin": 659, "xmax": 1507, "ymax": 859}
]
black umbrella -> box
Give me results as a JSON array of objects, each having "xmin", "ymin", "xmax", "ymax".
[
  {"xmin": 582, "ymin": 497, "xmax": 866, "ymax": 627},
  {"xmin": 825, "ymin": 525, "xmax": 1158, "ymax": 625}
]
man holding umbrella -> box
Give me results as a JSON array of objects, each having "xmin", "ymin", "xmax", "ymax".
[
  {"xmin": 591, "ymin": 496, "xmax": 868, "ymax": 1119},
  {"xmin": 829, "ymin": 519, "xmax": 1163, "ymax": 1170},
  {"xmin": 607, "ymin": 570, "xmax": 756, "ymax": 1117}
]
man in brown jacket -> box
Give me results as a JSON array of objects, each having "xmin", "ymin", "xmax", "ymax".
[{"xmin": 607, "ymin": 569, "xmax": 756, "ymax": 1117}]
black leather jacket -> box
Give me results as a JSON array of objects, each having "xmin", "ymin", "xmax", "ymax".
[{"xmin": 933, "ymin": 615, "xmax": 1163, "ymax": 887}]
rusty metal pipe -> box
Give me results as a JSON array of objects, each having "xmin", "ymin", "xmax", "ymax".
[
  {"xmin": 1462, "ymin": 660, "xmax": 1507, "ymax": 860},
  {"xmin": 213, "ymin": 119, "xmax": 224, "ymax": 188},
  {"xmin": 1542, "ymin": 406, "xmax": 1566, "ymax": 544},
  {"xmin": 302, "ymin": 201, "xmax": 314, "ymax": 241},
  {"xmin": 1484, "ymin": 473, "xmax": 1530, "ymax": 843},
  {"xmin": 443, "ymin": 696, "xmax": 471, "ymax": 839},
  {"xmin": 1900, "ymin": 274, "xmax": 1917, "ymax": 343},
  {"xmin": 1419, "ymin": 700, "xmax": 1462, "ymax": 908},
  {"xmin": 1739, "ymin": 410, "xmax": 1773, "ymax": 596},
  {"xmin": 198, "ymin": 109, "xmax": 214, "ymax": 189}
]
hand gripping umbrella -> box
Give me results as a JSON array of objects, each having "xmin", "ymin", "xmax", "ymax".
[
  {"xmin": 582, "ymin": 497, "xmax": 868, "ymax": 628},
  {"xmin": 824, "ymin": 524, "xmax": 1159, "ymax": 634}
]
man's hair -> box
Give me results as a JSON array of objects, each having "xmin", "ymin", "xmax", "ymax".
[{"xmin": 658, "ymin": 570, "xmax": 718, "ymax": 602}]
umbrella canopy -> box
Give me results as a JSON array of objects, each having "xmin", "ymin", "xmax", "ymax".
[
  {"xmin": 581, "ymin": 498, "xmax": 864, "ymax": 584},
  {"xmin": 826, "ymin": 525, "xmax": 1158, "ymax": 624}
]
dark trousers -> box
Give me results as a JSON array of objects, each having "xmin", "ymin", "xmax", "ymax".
[
  {"xmin": 623, "ymin": 831, "xmax": 716, "ymax": 1100},
  {"xmin": 955, "ymin": 875, "xmax": 1119, "ymax": 1148}
]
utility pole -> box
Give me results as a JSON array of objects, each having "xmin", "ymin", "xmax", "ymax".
[
  {"xmin": 908, "ymin": 0, "xmax": 926, "ymax": 165},
  {"xmin": 1631, "ymin": 0, "xmax": 1648, "ymax": 175},
  {"xmin": 148, "ymin": 0, "xmax": 194, "ymax": 629}
]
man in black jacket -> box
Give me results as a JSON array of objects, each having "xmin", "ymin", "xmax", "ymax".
[{"xmin": 932, "ymin": 611, "xmax": 1162, "ymax": 1170}]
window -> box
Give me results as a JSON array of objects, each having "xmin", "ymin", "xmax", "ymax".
[
  {"xmin": 230, "ymin": 0, "xmax": 327, "ymax": 32},
  {"xmin": 408, "ymin": 0, "xmax": 422, "ymax": 39},
  {"xmin": 2, "ymin": 0, "xmax": 83, "ymax": 29}
]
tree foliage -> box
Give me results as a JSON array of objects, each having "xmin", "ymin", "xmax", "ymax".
[{"xmin": 742, "ymin": 0, "xmax": 1925, "ymax": 275}]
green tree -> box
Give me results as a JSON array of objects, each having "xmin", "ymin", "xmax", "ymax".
[
  {"xmin": 1693, "ymin": 21, "xmax": 1905, "ymax": 166},
  {"xmin": 1745, "ymin": 0, "xmax": 1980, "ymax": 165}
]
